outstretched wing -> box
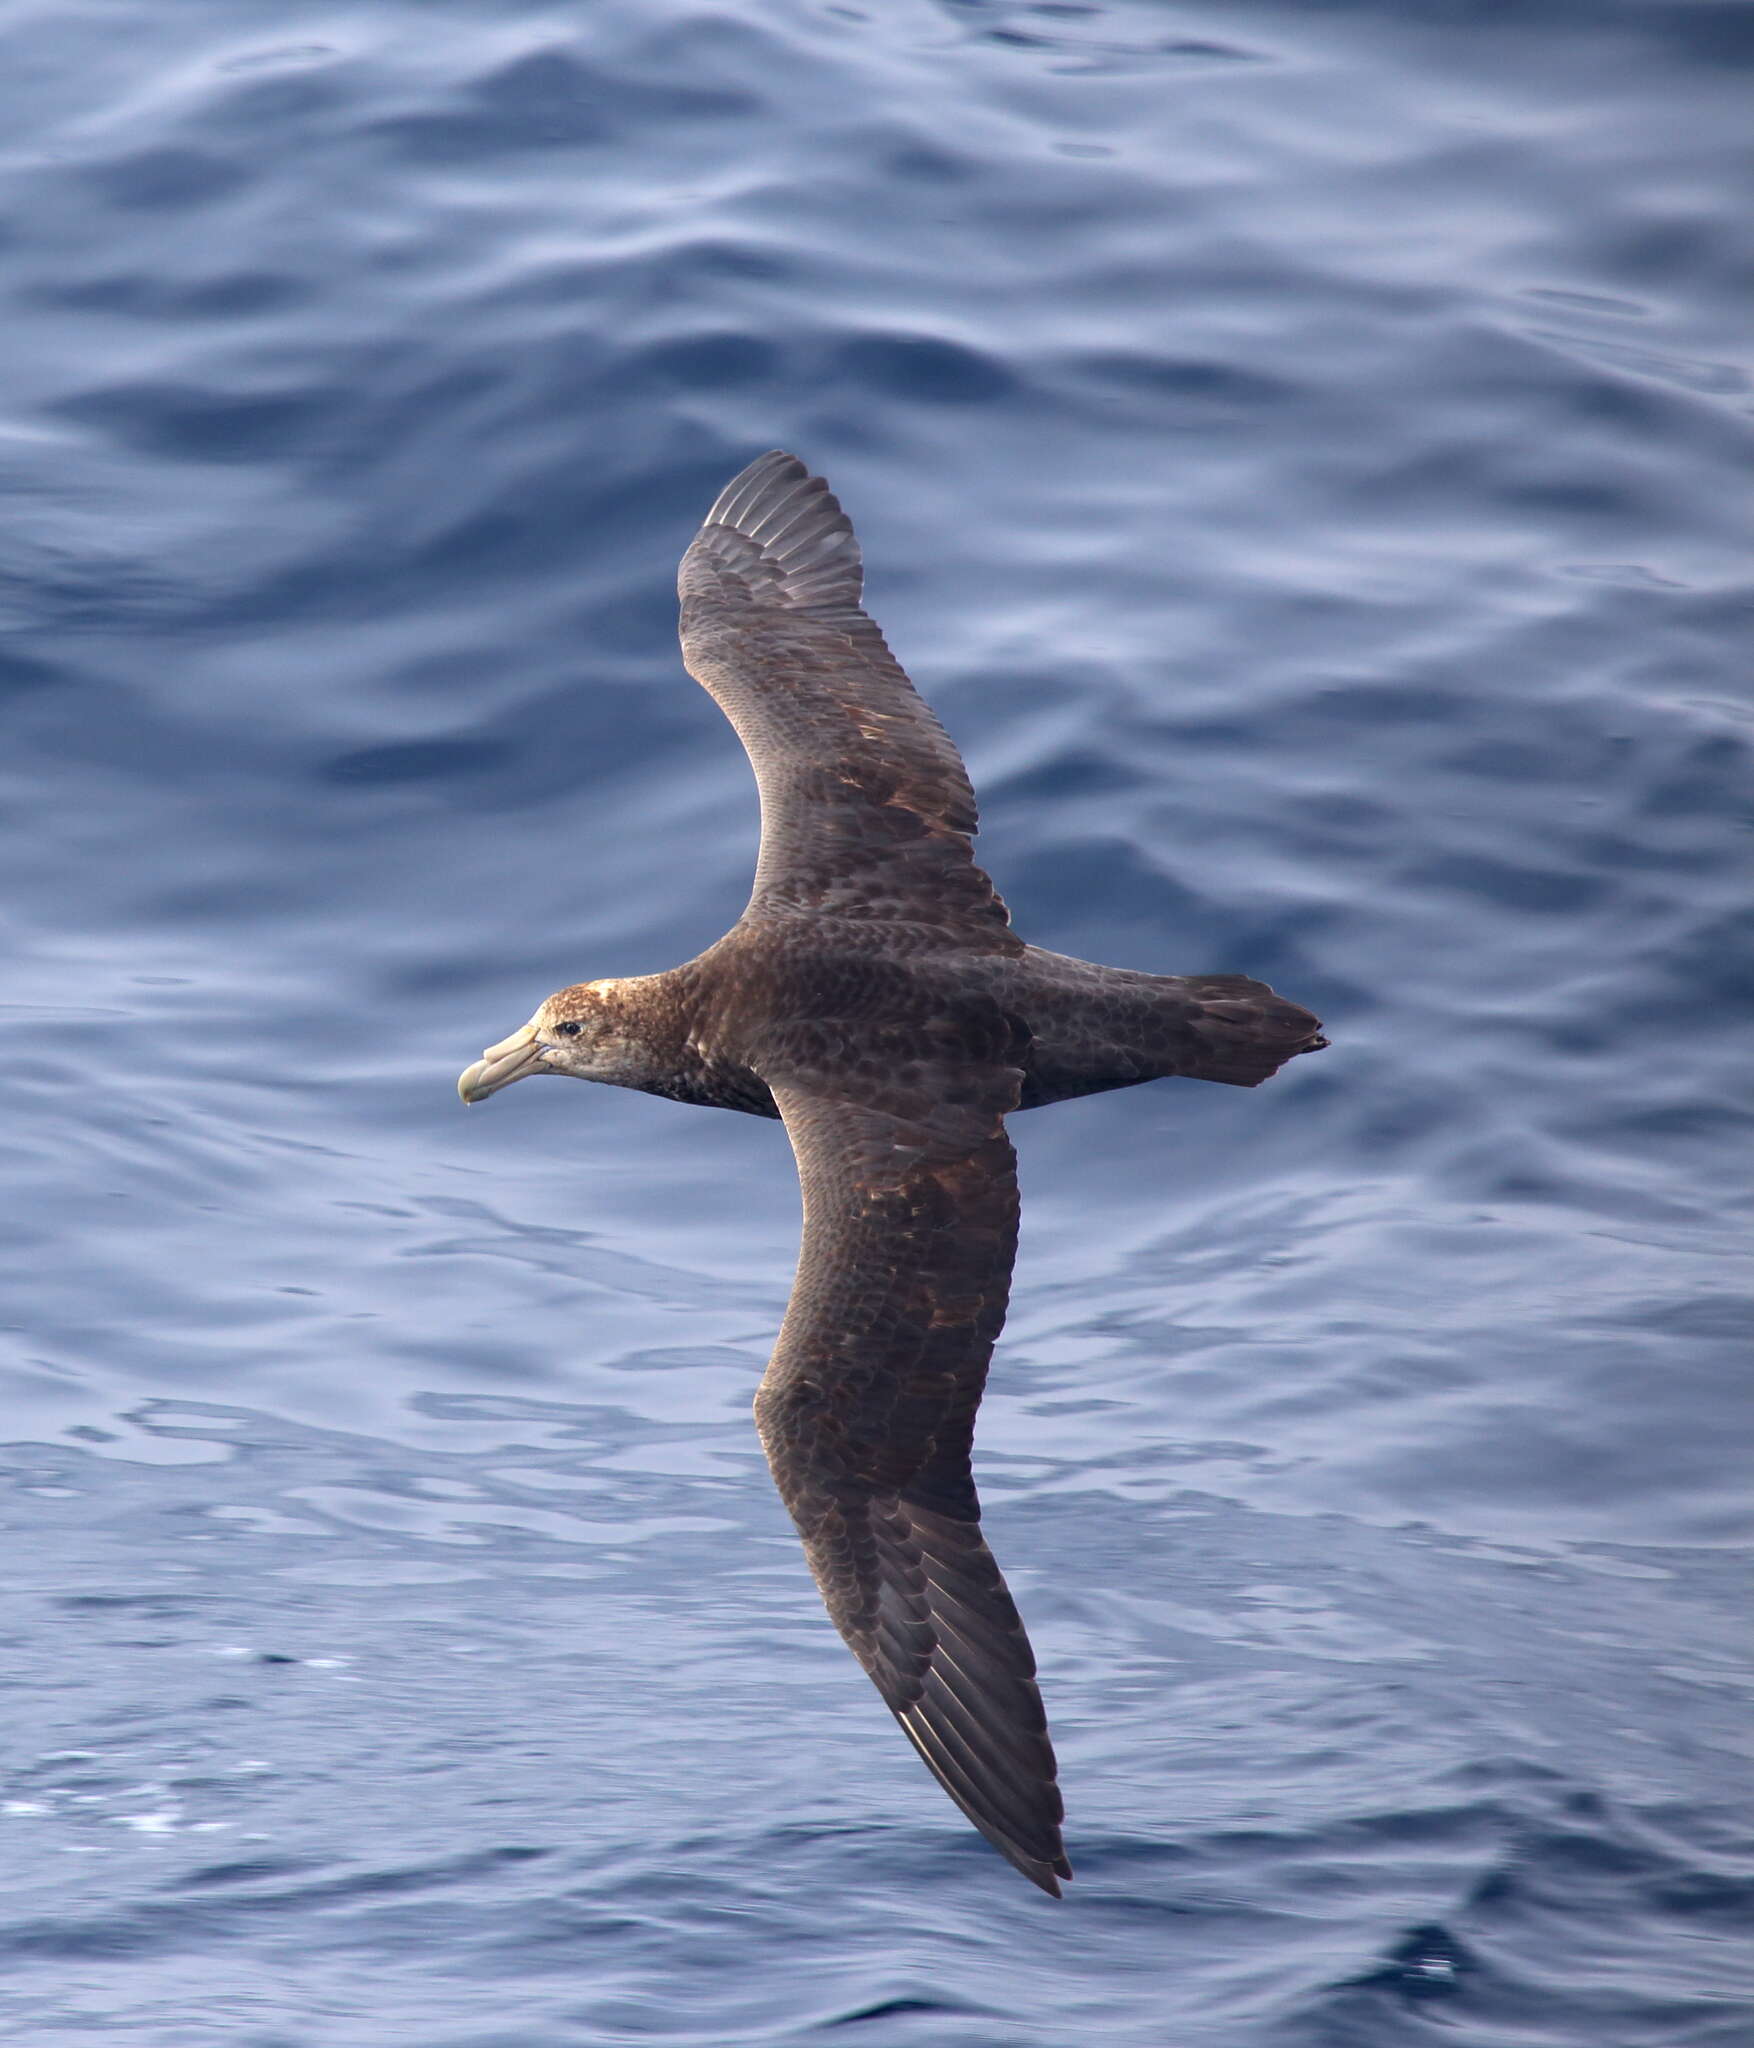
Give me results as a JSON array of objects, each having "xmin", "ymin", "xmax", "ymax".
[
  {"xmin": 678, "ymin": 451, "xmax": 1020, "ymax": 951},
  {"xmin": 753, "ymin": 1012, "xmax": 1068, "ymax": 1894}
]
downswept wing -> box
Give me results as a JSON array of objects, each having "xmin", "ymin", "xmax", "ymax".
[
  {"xmin": 678, "ymin": 451, "xmax": 1020, "ymax": 950},
  {"xmin": 753, "ymin": 1010, "xmax": 1068, "ymax": 1894}
]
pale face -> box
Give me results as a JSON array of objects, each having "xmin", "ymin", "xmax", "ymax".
[{"xmin": 457, "ymin": 981, "xmax": 646, "ymax": 1102}]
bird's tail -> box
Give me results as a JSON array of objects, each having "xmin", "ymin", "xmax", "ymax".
[{"xmin": 1172, "ymin": 975, "xmax": 1327, "ymax": 1087}]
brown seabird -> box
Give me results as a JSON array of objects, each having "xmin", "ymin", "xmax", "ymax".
[{"xmin": 457, "ymin": 452, "xmax": 1325, "ymax": 1895}]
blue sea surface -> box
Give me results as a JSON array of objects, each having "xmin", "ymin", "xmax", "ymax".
[{"xmin": 2, "ymin": 1, "xmax": 1751, "ymax": 2042}]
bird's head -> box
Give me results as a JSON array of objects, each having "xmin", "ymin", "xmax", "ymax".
[{"xmin": 457, "ymin": 980, "xmax": 648, "ymax": 1102}]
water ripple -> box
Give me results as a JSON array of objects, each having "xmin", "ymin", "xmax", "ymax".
[{"xmin": 1, "ymin": 0, "xmax": 1748, "ymax": 2041}]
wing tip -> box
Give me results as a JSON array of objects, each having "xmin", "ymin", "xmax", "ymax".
[
  {"xmin": 694, "ymin": 450, "xmax": 863, "ymax": 610},
  {"xmin": 985, "ymin": 1818, "xmax": 1074, "ymax": 1898},
  {"xmin": 702, "ymin": 449, "xmax": 802, "ymax": 527},
  {"xmin": 893, "ymin": 1698, "xmax": 1072, "ymax": 1898}
]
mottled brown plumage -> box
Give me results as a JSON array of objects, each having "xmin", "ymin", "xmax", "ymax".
[{"xmin": 457, "ymin": 451, "xmax": 1325, "ymax": 1894}]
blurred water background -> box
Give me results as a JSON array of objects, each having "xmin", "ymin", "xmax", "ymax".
[{"xmin": 2, "ymin": 2, "xmax": 1751, "ymax": 2042}]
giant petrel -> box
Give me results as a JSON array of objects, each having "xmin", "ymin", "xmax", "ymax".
[{"xmin": 458, "ymin": 452, "xmax": 1325, "ymax": 1894}]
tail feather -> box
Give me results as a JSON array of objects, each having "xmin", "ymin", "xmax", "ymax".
[{"xmin": 1176, "ymin": 975, "xmax": 1326, "ymax": 1087}]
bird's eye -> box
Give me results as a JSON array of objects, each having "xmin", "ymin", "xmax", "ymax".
[{"xmin": 555, "ymin": 1020, "xmax": 584, "ymax": 1037}]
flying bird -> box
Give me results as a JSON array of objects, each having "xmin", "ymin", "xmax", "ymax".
[{"xmin": 457, "ymin": 452, "xmax": 1325, "ymax": 1894}]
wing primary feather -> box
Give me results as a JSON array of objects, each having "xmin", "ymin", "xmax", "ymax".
[
  {"xmin": 748, "ymin": 494, "xmax": 830, "ymax": 548},
  {"xmin": 690, "ymin": 450, "xmax": 865, "ymax": 612},
  {"xmin": 917, "ymin": 1657, "xmax": 1048, "ymax": 1782},
  {"xmin": 895, "ymin": 1703, "xmax": 1067, "ymax": 1896},
  {"xmin": 705, "ymin": 449, "xmax": 796, "ymax": 529}
]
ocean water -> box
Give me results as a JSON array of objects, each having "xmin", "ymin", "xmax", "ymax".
[{"xmin": 2, "ymin": 1, "xmax": 1750, "ymax": 2042}]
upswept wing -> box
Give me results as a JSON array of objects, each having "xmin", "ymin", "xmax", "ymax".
[
  {"xmin": 678, "ymin": 451, "xmax": 1020, "ymax": 950},
  {"xmin": 753, "ymin": 1007, "xmax": 1068, "ymax": 1894}
]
